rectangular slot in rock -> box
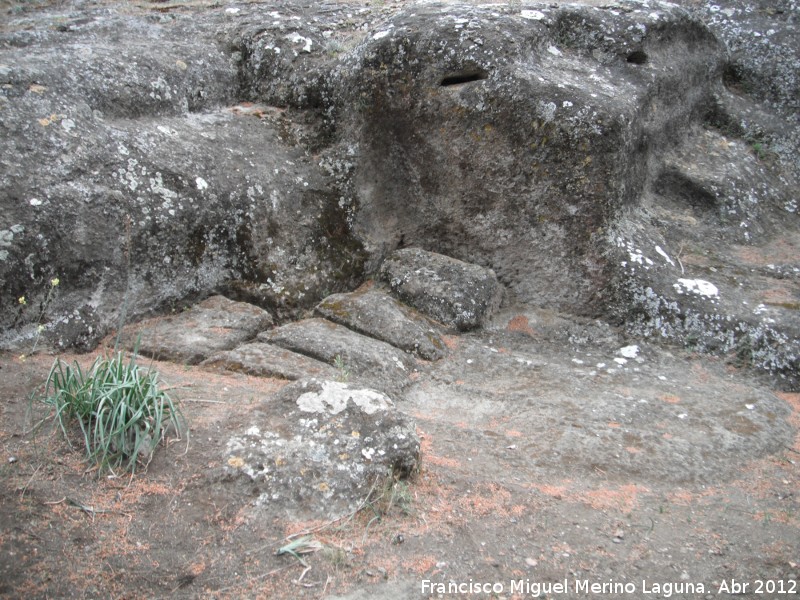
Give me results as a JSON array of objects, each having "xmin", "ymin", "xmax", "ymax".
[{"xmin": 440, "ymin": 69, "xmax": 489, "ymax": 87}]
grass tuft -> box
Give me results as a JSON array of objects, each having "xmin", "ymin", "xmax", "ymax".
[{"xmin": 40, "ymin": 352, "xmax": 185, "ymax": 474}]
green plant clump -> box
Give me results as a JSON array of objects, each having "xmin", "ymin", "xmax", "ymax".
[{"xmin": 41, "ymin": 352, "xmax": 185, "ymax": 473}]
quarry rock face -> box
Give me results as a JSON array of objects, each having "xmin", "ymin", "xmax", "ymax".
[
  {"xmin": 0, "ymin": 0, "xmax": 798, "ymax": 387},
  {"xmin": 0, "ymin": 5, "xmax": 365, "ymax": 351},
  {"xmin": 337, "ymin": 1, "xmax": 725, "ymax": 314}
]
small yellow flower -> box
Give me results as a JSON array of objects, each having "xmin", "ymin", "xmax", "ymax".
[
  {"xmin": 18, "ymin": 296, "xmax": 26, "ymax": 305},
  {"xmin": 50, "ymin": 277, "xmax": 60, "ymax": 287},
  {"xmin": 37, "ymin": 324, "xmax": 45, "ymax": 333},
  {"xmin": 18, "ymin": 354, "xmax": 27, "ymax": 362}
]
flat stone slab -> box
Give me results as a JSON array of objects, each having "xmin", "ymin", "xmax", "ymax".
[
  {"xmin": 120, "ymin": 295, "xmax": 272, "ymax": 364},
  {"xmin": 379, "ymin": 248, "xmax": 503, "ymax": 331},
  {"xmin": 201, "ymin": 342, "xmax": 338, "ymax": 381},
  {"xmin": 223, "ymin": 379, "xmax": 420, "ymax": 518},
  {"xmin": 258, "ymin": 318, "xmax": 417, "ymax": 393},
  {"xmin": 314, "ymin": 287, "xmax": 446, "ymax": 361}
]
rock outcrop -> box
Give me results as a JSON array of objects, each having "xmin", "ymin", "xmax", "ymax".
[
  {"xmin": 0, "ymin": 4, "xmax": 365, "ymax": 350},
  {"xmin": 1, "ymin": 0, "xmax": 797, "ymax": 387}
]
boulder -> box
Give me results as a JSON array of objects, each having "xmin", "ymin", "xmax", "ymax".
[
  {"xmin": 379, "ymin": 248, "xmax": 503, "ymax": 331},
  {"xmin": 201, "ymin": 341, "xmax": 337, "ymax": 381},
  {"xmin": 334, "ymin": 2, "xmax": 725, "ymax": 314},
  {"xmin": 0, "ymin": 5, "xmax": 365, "ymax": 351},
  {"xmin": 119, "ymin": 295, "xmax": 271, "ymax": 364},
  {"xmin": 314, "ymin": 286, "xmax": 446, "ymax": 360},
  {"xmin": 223, "ymin": 379, "xmax": 420, "ymax": 519},
  {"xmin": 259, "ymin": 318, "xmax": 417, "ymax": 393}
]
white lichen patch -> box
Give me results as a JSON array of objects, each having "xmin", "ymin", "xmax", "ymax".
[
  {"xmin": 674, "ymin": 278, "xmax": 719, "ymax": 299},
  {"xmin": 618, "ymin": 345, "xmax": 640, "ymax": 359},
  {"xmin": 537, "ymin": 100, "xmax": 557, "ymax": 122},
  {"xmin": 520, "ymin": 9, "xmax": 546, "ymax": 21},
  {"xmin": 149, "ymin": 172, "xmax": 178, "ymax": 203},
  {"xmin": 295, "ymin": 381, "xmax": 393, "ymax": 415},
  {"xmin": 285, "ymin": 32, "xmax": 313, "ymax": 53},
  {"xmin": 615, "ymin": 237, "xmax": 654, "ymax": 271},
  {"xmin": 0, "ymin": 225, "xmax": 22, "ymax": 262},
  {"xmin": 654, "ymin": 245, "xmax": 674, "ymax": 266}
]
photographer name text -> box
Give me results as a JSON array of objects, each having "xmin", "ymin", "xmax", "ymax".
[{"xmin": 421, "ymin": 578, "xmax": 798, "ymax": 597}]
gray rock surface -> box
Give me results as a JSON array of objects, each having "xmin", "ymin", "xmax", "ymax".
[
  {"xmin": 201, "ymin": 341, "xmax": 338, "ymax": 381},
  {"xmin": 337, "ymin": 1, "xmax": 724, "ymax": 314},
  {"xmin": 0, "ymin": 5, "xmax": 365, "ymax": 351},
  {"xmin": 120, "ymin": 295, "xmax": 271, "ymax": 364},
  {"xmin": 439, "ymin": 306, "xmax": 795, "ymax": 484},
  {"xmin": 223, "ymin": 378, "xmax": 419, "ymax": 519},
  {"xmin": 259, "ymin": 318, "xmax": 418, "ymax": 393},
  {"xmin": 610, "ymin": 127, "xmax": 800, "ymax": 389},
  {"xmin": 688, "ymin": 0, "xmax": 799, "ymax": 118},
  {"xmin": 314, "ymin": 286, "xmax": 446, "ymax": 360},
  {"xmin": 379, "ymin": 248, "xmax": 503, "ymax": 332},
  {"xmin": 0, "ymin": 0, "xmax": 798, "ymax": 387}
]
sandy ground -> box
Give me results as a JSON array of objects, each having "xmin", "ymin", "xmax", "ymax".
[{"xmin": 1, "ymin": 308, "xmax": 798, "ymax": 599}]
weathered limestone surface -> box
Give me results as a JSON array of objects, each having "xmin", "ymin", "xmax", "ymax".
[
  {"xmin": 379, "ymin": 248, "xmax": 503, "ymax": 332},
  {"xmin": 222, "ymin": 378, "xmax": 420, "ymax": 519},
  {"xmin": 119, "ymin": 295, "xmax": 272, "ymax": 364},
  {"xmin": 259, "ymin": 318, "xmax": 418, "ymax": 393},
  {"xmin": 314, "ymin": 286, "xmax": 447, "ymax": 360}
]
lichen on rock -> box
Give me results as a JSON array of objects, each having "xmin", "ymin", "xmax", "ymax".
[{"xmin": 223, "ymin": 379, "xmax": 420, "ymax": 519}]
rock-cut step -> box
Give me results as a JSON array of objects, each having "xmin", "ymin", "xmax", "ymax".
[
  {"xmin": 201, "ymin": 342, "xmax": 338, "ymax": 381},
  {"xmin": 314, "ymin": 286, "xmax": 447, "ymax": 361},
  {"xmin": 379, "ymin": 247, "xmax": 504, "ymax": 332},
  {"xmin": 117, "ymin": 249, "xmax": 502, "ymax": 391},
  {"xmin": 258, "ymin": 318, "xmax": 418, "ymax": 393},
  {"xmin": 119, "ymin": 295, "xmax": 273, "ymax": 364}
]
